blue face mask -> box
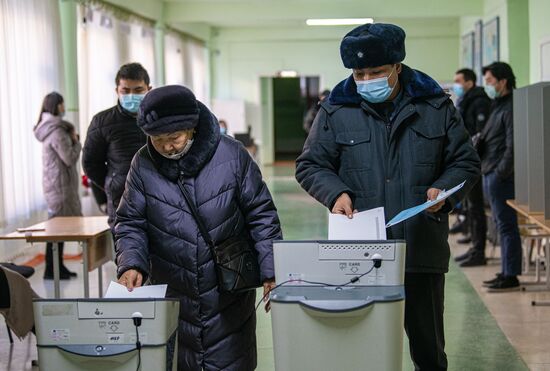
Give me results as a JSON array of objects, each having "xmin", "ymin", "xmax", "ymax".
[
  {"xmin": 452, "ymin": 83, "xmax": 465, "ymax": 98},
  {"xmin": 220, "ymin": 127, "xmax": 227, "ymax": 135},
  {"xmin": 356, "ymin": 66, "xmax": 397, "ymax": 103},
  {"xmin": 484, "ymin": 84, "xmax": 500, "ymax": 100},
  {"xmin": 119, "ymin": 94, "xmax": 146, "ymax": 113}
]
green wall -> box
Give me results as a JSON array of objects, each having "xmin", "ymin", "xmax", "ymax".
[{"xmin": 508, "ymin": 0, "xmax": 529, "ymax": 87}]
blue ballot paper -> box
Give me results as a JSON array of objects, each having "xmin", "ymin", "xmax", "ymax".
[{"xmin": 385, "ymin": 181, "xmax": 466, "ymax": 228}]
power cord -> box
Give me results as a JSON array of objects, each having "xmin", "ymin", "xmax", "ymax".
[
  {"xmin": 132, "ymin": 312, "xmax": 143, "ymax": 371},
  {"xmin": 255, "ymin": 257, "xmax": 382, "ymax": 312}
]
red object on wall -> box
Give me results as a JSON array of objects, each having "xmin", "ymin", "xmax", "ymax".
[{"xmin": 81, "ymin": 174, "xmax": 91, "ymax": 188}]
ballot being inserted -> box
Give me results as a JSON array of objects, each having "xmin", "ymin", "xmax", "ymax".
[
  {"xmin": 328, "ymin": 206, "xmax": 387, "ymax": 240},
  {"xmin": 385, "ymin": 181, "xmax": 466, "ymax": 228},
  {"xmin": 104, "ymin": 281, "xmax": 167, "ymax": 298}
]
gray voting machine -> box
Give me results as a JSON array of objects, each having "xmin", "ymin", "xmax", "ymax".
[
  {"xmin": 270, "ymin": 240, "xmax": 406, "ymax": 371},
  {"xmin": 33, "ymin": 298, "xmax": 179, "ymax": 371}
]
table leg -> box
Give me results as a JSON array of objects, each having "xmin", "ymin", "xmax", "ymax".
[
  {"xmin": 531, "ymin": 239, "xmax": 550, "ymax": 306},
  {"xmin": 98, "ymin": 265, "xmax": 103, "ymax": 298},
  {"xmin": 545, "ymin": 240, "xmax": 550, "ymax": 290},
  {"xmin": 83, "ymin": 241, "xmax": 89, "ymax": 298},
  {"xmin": 52, "ymin": 243, "xmax": 60, "ymax": 298}
]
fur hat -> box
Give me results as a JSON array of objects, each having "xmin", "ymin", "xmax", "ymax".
[
  {"xmin": 137, "ymin": 85, "xmax": 199, "ymax": 136},
  {"xmin": 340, "ymin": 23, "xmax": 406, "ymax": 69}
]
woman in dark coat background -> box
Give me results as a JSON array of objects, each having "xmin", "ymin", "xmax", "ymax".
[
  {"xmin": 115, "ymin": 85, "xmax": 282, "ymax": 370},
  {"xmin": 34, "ymin": 92, "xmax": 81, "ymax": 279}
]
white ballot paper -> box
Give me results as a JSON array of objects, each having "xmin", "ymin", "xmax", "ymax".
[
  {"xmin": 386, "ymin": 181, "xmax": 466, "ymax": 228},
  {"xmin": 328, "ymin": 206, "xmax": 387, "ymax": 240},
  {"xmin": 104, "ymin": 281, "xmax": 167, "ymax": 298}
]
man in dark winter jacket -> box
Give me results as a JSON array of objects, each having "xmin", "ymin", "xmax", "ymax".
[
  {"xmin": 82, "ymin": 63, "xmax": 151, "ymax": 228},
  {"xmin": 115, "ymin": 85, "xmax": 282, "ymax": 370},
  {"xmin": 478, "ymin": 62, "xmax": 522, "ymax": 292},
  {"xmin": 452, "ymin": 68, "xmax": 492, "ymax": 267},
  {"xmin": 296, "ymin": 23, "xmax": 480, "ymax": 371}
]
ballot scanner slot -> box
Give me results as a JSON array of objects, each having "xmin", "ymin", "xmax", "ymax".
[
  {"xmin": 318, "ymin": 243, "xmax": 396, "ymax": 261},
  {"xmin": 57, "ymin": 344, "xmax": 137, "ymax": 357},
  {"xmin": 78, "ymin": 301, "xmax": 155, "ymax": 319}
]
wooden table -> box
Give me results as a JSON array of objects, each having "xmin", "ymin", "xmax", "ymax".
[
  {"xmin": 507, "ymin": 201, "xmax": 550, "ymax": 305},
  {"xmin": 507, "ymin": 200, "xmax": 550, "ymax": 233},
  {"xmin": 0, "ymin": 216, "xmax": 111, "ymax": 299}
]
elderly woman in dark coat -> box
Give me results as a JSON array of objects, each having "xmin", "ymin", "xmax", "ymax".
[
  {"xmin": 115, "ymin": 85, "xmax": 282, "ymax": 370},
  {"xmin": 34, "ymin": 92, "xmax": 81, "ymax": 280}
]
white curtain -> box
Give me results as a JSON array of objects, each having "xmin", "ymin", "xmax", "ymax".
[
  {"xmin": 165, "ymin": 33, "xmax": 210, "ymax": 105},
  {"xmin": 164, "ymin": 32, "xmax": 186, "ymax": 86},
  {"xmin": 127, "ymin": 23, "xmax": 156, "ymax": 86},
  {"xmin": 77, "ymin": 5, "xmax": 157, "ymax": 139},
  {"xmin": 0, "ymin": 0, "xmax": 64, "ymax": 225},
  {"xmin": 185, "ymin": 39, "xmax": 210, "ymax": 104}
]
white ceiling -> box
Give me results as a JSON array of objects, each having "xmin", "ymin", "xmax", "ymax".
[{"xmin": 162, "ymin": 0, "xmax": 483, "ymax": 28}]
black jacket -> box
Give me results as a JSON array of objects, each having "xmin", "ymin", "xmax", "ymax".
[
  {"xmin": 82, "ymin": 104, "xmax": 147, "ymax": 227},
  {"xmin": 296, "ymin": 65, "xmax": 480, "ymax": 273},
  {"xmin": 478, "ymin": 93, "xmax": 514, "ymax": 179},
  {"xmin": 458, "ymin": 86, "xmax": 491, "ymax": 136},
  {"xmin": 115, "ymin": 101, "xmax": 282, "ymax": 370}
]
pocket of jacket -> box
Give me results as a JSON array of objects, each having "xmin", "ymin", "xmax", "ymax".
[
  {"xmin": 335, "ymin": 130, "xmax": 372, "ymax": 170},
  {"xmin": 409, "ymin": 125, "xmax": 445, "ymax": 166}
]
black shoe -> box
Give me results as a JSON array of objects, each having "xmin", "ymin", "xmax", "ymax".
[
  {"xmin": 459, "ymin": 254, "xmax": 487, "ymax": 267},
  {"xmin": 454, "ymin": 248, "xmax": 474, "ymax": 262},
  {"xmin": 449, "ymin": 220, "xmax": 467, "ymax": 235},
  {"xmin": 482, "ymin": 273, "xmax": 503, "ymax": 287},
  {"xmin": 60, "ymin": 264, "xmax": 77, "ymax": 278},
  {"xmin": 457, "ymin": 236, "xmax": 472, "ymax": 244},
  {"xmin": 43, "ymin": 270, "xmax": 71, "ymax": 280},
  {"xmin": 487, "ymin": 276, "xmax": 520, "ymax": 292}
]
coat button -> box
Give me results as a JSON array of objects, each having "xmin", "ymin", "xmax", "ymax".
[
  {"xmin": 386, "ymin": 178, "xmax": 390, "ymax": 183},
  {"xmin": 350, "ymin": 140, "xmax": 355, "ymax": 144}
]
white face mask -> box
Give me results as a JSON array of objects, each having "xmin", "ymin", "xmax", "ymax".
[{"xmin": 160, "ymin": 139, "xmax": 194, "ymax": 160}]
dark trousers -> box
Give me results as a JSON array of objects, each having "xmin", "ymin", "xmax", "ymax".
[
  {"xmin": 466, "ymin": 178, "xmax": 487, "ymax": 254},
  {"xmin": 45, "ymin": 242, "xmax": 65, "ymax": 274},
  {"xmin": 482, "ymin": 172, "xmax": 522, "ymax": 276},
  {"xmin": 405, "ymin": 272, "xmax": 447, "ymax": 371}
]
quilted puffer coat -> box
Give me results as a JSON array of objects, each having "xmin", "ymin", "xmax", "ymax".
[{"xmin": 115, "ymin": 102, "xmax": 282, "ymax": 370}]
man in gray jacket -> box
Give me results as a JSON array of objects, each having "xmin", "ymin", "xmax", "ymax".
[{"xmin": 296, "ymin": 23, "xmax": 480, "ymax": 370}]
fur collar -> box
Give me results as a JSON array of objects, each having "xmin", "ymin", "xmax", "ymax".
[
  {"xmin": 146, "ymin": 101, "xmax": 221, "ymax": 182},
  {"xmin": 328, "ymin": 64, "xmax": 445, "ymax": 106}
]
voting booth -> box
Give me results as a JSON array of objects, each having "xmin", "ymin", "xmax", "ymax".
[
  {"xmin": 33, "ymin": 298, "xmax": 179, "ymax": 371},
  {"xmin": 270, "ymin": 240, "xmax": 406, "ymax": 371}
]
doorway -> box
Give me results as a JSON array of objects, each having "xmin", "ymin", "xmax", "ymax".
[{"xmin": 272, "ymin": 76, "xmax": 320, "ymax": 162}]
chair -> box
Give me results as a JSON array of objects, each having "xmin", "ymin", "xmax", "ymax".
[{"xmin": 0, "ymin": 263, "xmax": 35, "ymax": 343}]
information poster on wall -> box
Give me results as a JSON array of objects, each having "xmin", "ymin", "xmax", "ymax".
[
  {"xmin": 474, "ymin": 20, "xmax": 483, "ymax": 86},
  {"xmin": 483, "ymin": 17, "xmax": 500, "ymax": 65},
  {"xmin": 462, "ymin": 32, "xmax": 474, "ymax": 69}
]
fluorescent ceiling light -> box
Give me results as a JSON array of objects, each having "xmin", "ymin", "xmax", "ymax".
[
  {"xmin": 278, "ymin": 70, "xmax": 298, "ymax": 78},
  {"xmin": 306, "ymin": 18, "xmax": 374, "ymax": 26}
]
